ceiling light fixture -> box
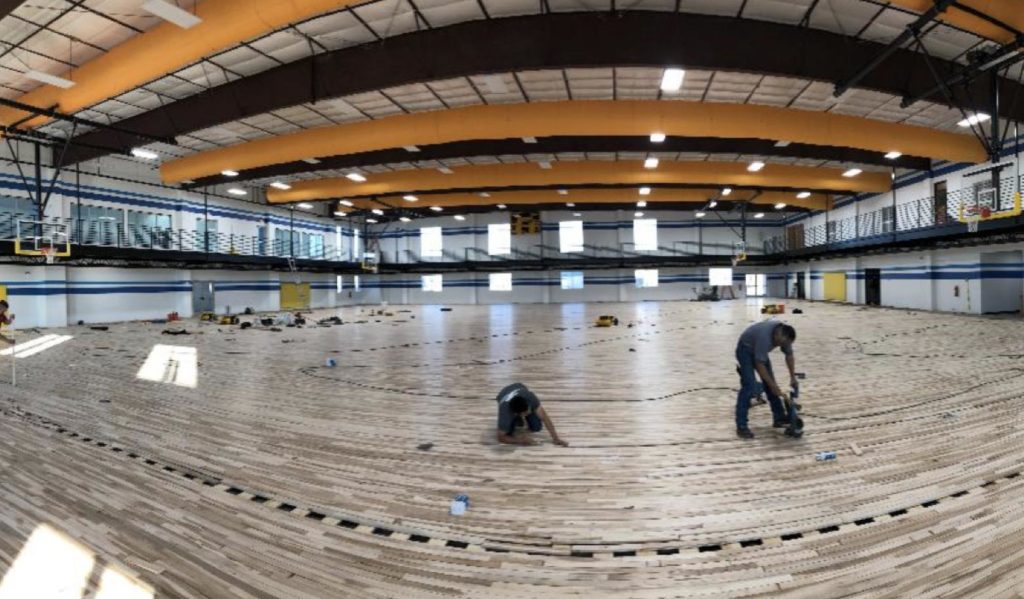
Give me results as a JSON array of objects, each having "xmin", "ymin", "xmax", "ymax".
[
  {"xmin": 557, "ymin": 189, "xmax": 568, "ymax": 195},
  {"xmin": 709, "ymin": 200, "xmax": 718, "ymax": 208},
  {"xmin": 24, "ymin": 70, "xmax": 75, "ymax": 89},
  {"xmin": 754, "ymin": 212, "xmax": 765, "ymax": 218},
  {"xmin": 538, "ymin": 161, "xmax": 552, "ymax": 169},
  {"xmin": 227, "ymin": 188, "xmax": 246, "ymax": 196},
  {"xmin": 748, "ymin": 161, "xmax": 765, "ymax": 172},
  {"xmin": 573, "ymin": 212, "xmax": 582, "ymax": 217},
  {"xmin": 660, "ymin": 68, "xmax": 685, "ymax": 92},
  {"xmin": 650, "ymin": 132, "xmax": 666, "ymax": 143},
  {"xmin": 338, "ymin": 199, "xmax": 354, "ymax": 207},
  {"xmin": 333, "ymin": 211, "xmax": 347, "ymax": 216},
  {"xmin": 402, "ymin": 195, "xmax": 418, "ymax": 202},
  {"xmin": 637, "ymin": 200, "xmax": 647, "ymax": 208},
  {"xmin": 884, "ymin": 151, "xmax": 902, "ymax": 160},
  {"xmin": 270, "ymin": 181, "xmax": 291, "ymax": 190},
  {"xmin": 774, "ymin": 202, "xmax": 787, "ymax": 209},
  {"xmin": 496, "ymin": 204, "xmax": 507, "ymax": 209},
  {"xmin": 399, "ymin": 216, "xmax": 412, "ymax": 222},
  {"xmin": 842, "ymin": 168, "xmax": 862, "ymax": 177},
  {"xmin": 644, "ymin": 157, "xmax": 659, "ymax": 169},
  {"xmin": 957, "ymin": 113, "xmax": 990, "ymax": 127},
  {"xmin": 371, "ymin": 209, "xmax": 384, "ymax": 216},
  {"xmin": 437, "ymin": 166, "xmax": 454, "ymax": 174},
  {"xmin": 566, "ymin": 202, "xmax": 575, "ymax": 207},
  {"xmin": 302, "ymin": 157, "xmax": 321, "ymax": 164},
  {"xmin": 366, "ymin": 218, "xmax": 378, "ymax": 223},
  {"xmin": 403, "ymin": 145, "xmax": 420, "ymax": 152},
  {"xmin": 454, "ymin": 215, "xmax": 466, "ymax": 221},
  {"xmin": 635, "ymin": 211, "xmax": 644, "ymax": 217},
  {"xmin": 130, "ymin": 148, "xmax": 158, "ymax": 160},
  {"xmin": 430, "ymin": 206, "xmax": 443, "ymax": 212},
  {"xmin": 221, "ymin": 170, "xmax": 239, "ymax": 177},
  {"xmin": 775, "ymin": 140, "xmax": 791, "ymax": 147},
  {"xmin": 297, "ymin": 202, "xmax": 314, "ymax": 210},
  {"xmin": 695, "ymin": 211, "xmax": 706, "ymax": 218},
  {"xmin": 345, "ymin": 172, "xmax": 367, "ymax": 182},
  {"xmin": 796, "ymin": 191, "xmax": 811, "ymax": 199},
  {"xmin": 479, "ymin": 192, "xmax": 491, "ymax": 198},
  {"xmin": 142, "ymin": 0, "xmax": 202, "ymax": 28},
  {"xmin": 722, "ymin": 188, "xmax": 732, "ymax": 196},
  {"xmin": 522, "ymin": 136, "xmax": 537, "ymax": 144},
  {"xmin": 639, "ymin": 186, "xmax": 651, "ymax": 195}
]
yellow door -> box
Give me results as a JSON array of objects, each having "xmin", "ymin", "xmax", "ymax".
[
  {"xmin": 823, "ymin": 272, "xmax": 847, "ymax": 302},
  {"xmin": 280, "ymin": 283, "xmax": 311, "ymax": 310}
]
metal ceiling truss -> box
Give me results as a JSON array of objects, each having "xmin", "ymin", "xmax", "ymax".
[{"xmin": 63, "ymin": 11, "xmax": 1024, "ymax": 165}]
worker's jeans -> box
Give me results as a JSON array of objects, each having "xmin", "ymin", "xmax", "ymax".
[{"xmin": 735, "ymin": 346, "xmax": 786, "ymax": 429}]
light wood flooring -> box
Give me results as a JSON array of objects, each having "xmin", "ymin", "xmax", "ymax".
[{"xmin": 1, "ymin": 299, "xmax": 1023, "ymax": 598}]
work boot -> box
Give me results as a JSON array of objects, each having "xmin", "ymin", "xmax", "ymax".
[
  {"xmin": 772, "ymin": 420, "xmax": 788, "ymax": 428},
  {"xmin": 736, "ymin": 427, "xmax": 754, "ymax": 440}
]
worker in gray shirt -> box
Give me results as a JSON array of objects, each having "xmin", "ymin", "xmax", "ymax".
[
  {"xmin": 735, "ymin": 320, "xmax": 798, "ymax": 439},
  {"xmin": 495, "ymin": 383, "xmax": 568, "ymax": 446}
]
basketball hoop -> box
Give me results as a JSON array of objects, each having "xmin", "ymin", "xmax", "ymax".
[{"xmin": 967, "ymin": 220, "xmax": 979, "ymax": 233}]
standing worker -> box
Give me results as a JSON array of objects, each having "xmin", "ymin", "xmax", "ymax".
[
  {"xmin": 735, "ymin": 320, "xmax": 797, "ymax": 439},
  {"xmin": 495, "ymin": 383, "xmax": 569, "ymax": 446}
]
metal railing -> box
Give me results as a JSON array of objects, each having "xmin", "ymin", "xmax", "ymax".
[{"xmin": 764, "ymin": 172, "xmax": 1024, "ymax": 254}]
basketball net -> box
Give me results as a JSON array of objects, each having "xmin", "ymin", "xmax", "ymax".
[{"xmin": 41, "ymin": 246, "xmax": 57, "ymax": 264}]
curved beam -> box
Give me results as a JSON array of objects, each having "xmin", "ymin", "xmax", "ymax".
[
  {"xmin": 0, "ymin": 0, "xmax": 361, "ymax": 128},
  {"xmin": 187, "ymin": 136, "xmax": 930, "ymax": 189},
  {"xmin": 66, "ymin": 11, "xmax": 1024, "ymax": 164},
  {"xmin": 888, "ymin": 1, "xmax": 1024, "ymax": 44},
  {"xmin": 346, "ymin": 188, "xmax": 832, "ymax": 212},
  {"xmin": 267, "ymin": 161, "xmax": 890, "ymax": 204},
  {"xmin": 162, "ymin": 100, "xmax": 983, "ymax": 183}
]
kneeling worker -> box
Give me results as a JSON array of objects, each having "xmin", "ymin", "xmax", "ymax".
[
  {"xmin": 735, "ymin": 320, "xmax": 797, "ymax": 439},
  {"xmin": 495, "ymin": 383, "xmax": 568, "ymax": 446}
]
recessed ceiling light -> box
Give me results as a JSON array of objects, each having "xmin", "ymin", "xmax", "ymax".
[
  {"xmin": 333, "ymin": 210, "xmax": 347, "ymax": 216},
  {"xmin": 366, "ymin": 218, "xmax": 378, "ymax": 223},
  {"xmin": 402, "ymin": 195, "xmax": 418, "ymax": 202},
  {"xmin": 403, "ymin": 145, "xmax": 420, "ymax": 152},
  {"xmin": 709, "ymin": 200, "xmax": 718, "ymax": 208},
  {"xmin": 270, "ymin": 181, "xmax": 291, "ymax": 190},
  {"xmin": 842, "ymin": 168, "xmax": 862, "ymax": 177},
  {"xmin": 345, "ymin": 172, "xmax": 367, "ymax": 182},
  {"xmin": 775, "ymin": 140, "xmax": 791, "ymax": 147},
  {"xmin": 566, "ymin": 202, "xmax": 575, "ymax": 207},
  {"xmin": 399, "ymin": 216, "xmax": 411, "ymax": 222},
  {"xmin": 573, "ymin": 212, "xmax": 581, "ymax": 217},
  {"xmin": 695, "ymin": 211, "xmax": 706, "ymax": 218},
  {"xmin": 538, "ymin": 161, "xmax": 552, "ymax": 169},
  {"xmin": 522, "ymin": 136, "xmax": 537, "ymax": 144},
  {"xmin": 748, "ymin": 161, "xmax": 765, "ymax": 172},
  {"xmin": 754, "ymin": 212, "xmax": 765, "ymax": 219},
  {"xmin": 130, "ymin": 148, "xmax": 158, "ymax": 160},
  {"xmin": 884, "ymin": 151, "xmax": 902, "ymax": 160},
  {"xmin": 557, "ymin": 189, "xmax": 568, "ymax": 195},
  {"xmin": 796, "ymin": 191, "xmax": 811, "ymax": 199},
  {"xmin": 722, "ymin": 188, "xmax": 732, "ymax": 196},
  {"xmin": 142, "ymin": 0, "xmax": 202, "ymax": 28},
  {"xmin": 430, "ymin": 206, "xmax": 443, "ymax": 212},
  {"xmin": 650, "ymin": 132, "xmax": 666, "ymax": 143},
  {"xmin": 957, "ymin": 113, "xmax": 990, "ymax": 127},
  {"xmin": 635, "ymin": 211, "xmax": 644, "ymax": 217},
  {"xmin": 454, "ymin": 215, "xmax": 466, "ymax": 221},
  {"xmin": 637, "ymin": 200, "xmax": 647, "ymax": 208},
  {"xmin": 660, "ymin": 68, "xmax": 685, "ymax": 92},
  {"xmin": 339, "ymin": 199, "xmax": 354, "ymax": 207},
  {"xmin": 371, "ymin": 208, "xmax": 384, "ymax": 216},
  {"xmin": 221, "ymin": 170, "xmax": 239, "ymax": 177},
  {"xmin": 496, "ymin": 204, "xmax": 507, "ymax": 209},
  {"xmin": 24, "ymin": 70, "xmax": 75, "ymax": 89},
  {"xmin": 639, "ymin": 187, "xmax": 651, "ymax": 195},
  {"xmin": 774, "ymin": 202, "xmax": 787, "ymax": 209},
  {"xmin": 302, "ymin": 157, "xmax": 321, "ymax": 164},
  {"xmin": 479, "ymin": 192, "xmax": 491, "ymax": 198},
  {"xmin": 297, "ymin": 202, "xmax": 314, "ymax": 210},
  {"xmin": 437, "ymin": 166, "xmax": 453, "ymax": 174},
  {"xmin": 644, "ymin": 157, "xmax": 659, "ymax": 169},
  {"xmin": 227, "ymin": 188, "xmax": 246, "ymax": 196}
]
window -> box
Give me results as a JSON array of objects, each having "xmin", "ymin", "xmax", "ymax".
[
  {"xmin": 633, "ymin": 219, "xmax": 658, "ymax": 251},
  {"xmin": 709, "ymin": 267, "xmax": 733, "ymax": 286},
  {"xmin": 354, "ymin": 275, "xmax": 360, "ymax": 291},
  {"xmin": 489, "ymin": 272, "xmax": 512, "ymax": 291},
  {"xmin": 422, "ymin": 274, "xmax": 443, "ymax": 292},
  {"xmin": 635, "ymin": 269, "xmax": 659, "ymax": 288},
  {"xmin": 559, "ymin": 220, "xmax": 583, "ymax": 253},
  {"xmin": 745, "ymin": 273, "xmax": 766, "ymax": 297},
  {"xmin": 488, "ymin": 223, "xmax": 511, "ymax": 255},
  {"xmin": 421, "ymin": 226, "xmax": 442, "ymax": 258},
  {"xmin": 336, "ymin": 275, "xmax": 343, "ymax": 293},
  {"xmin": 560, "ymin": 271, "xmax": 584, "ymax": 290}
]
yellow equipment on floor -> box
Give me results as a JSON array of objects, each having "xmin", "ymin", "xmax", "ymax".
[
  {"xmin": 199, "ymin": 311, "xmax": 216, "ymax": 321},
  {"xmin": 595, "ymin": 315, "xmax": 619, "ymax": 327},
  {"xmin": 219, "ymin": 315, "xmax": 239, "ymax": 325},
  {"xmin": 760, "ymin": 304, "xmax": 786, "ymax": 315}
]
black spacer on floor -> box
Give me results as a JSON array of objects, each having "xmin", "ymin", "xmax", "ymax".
[
  {"xmin": 951, "ymin": 490, "xmax": 969, "ymax": 497},
  {"xmin": 225, "ymin": 487, "xmax": 243, "ymax": 495},
  {"xmin": 854, "ymin": 518, "xmax": 875, "ymax": 526},
  {"xmin": 306, "ymin": 511, "xmax": 325, "ymax": 521},
  {"xmin": 251, "ymin": 495, "xmax": 268, "ymax": 503},
  {"xmin": 781, "ymin": 533, "xmax": 803, "ymax": 541},
  {"xmin": 612, "ymin": 550, "xmax": 637, "ymax": 557},
  {"xmin": 740, "ymin": 539, "xmax": 764, "ymax": 547},
  {"xmin": 889, "ymin": 509, "xmax": 907, "ymax": 517},
  {"xmin": 656, "ymin": 548, "xmax": 680, "ymax": 555},
  {"xmin": 338, "ymin": 520, "xmax": 359, "ymax": 529},
  {"xmin": 921, "ymin": 500, "xmax": 940, "ymax": 508},
  {"xmin": 445, "ymin": 540, "xmax": 468, "ymax": 549},
  {"xmin": 372, "ymin": 527, "xmax": 393, "ymax": 537},
  {"xmin": 277, "ymin": 503, "xmax": 296, "ymax": 512},
  {"xmin": 697, "ymin": 544, "xmax": 722, "ymax": 552},
  {"xmin": 408, "ymin": 534, "xmax": 430, "ymax": 543}
]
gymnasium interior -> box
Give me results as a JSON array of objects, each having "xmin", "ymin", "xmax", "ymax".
[{"xmin": 0, "ymin": 0, "xmax": 1022, "ymax": 597}]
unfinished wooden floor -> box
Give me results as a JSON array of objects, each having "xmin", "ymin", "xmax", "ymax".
[{"xmin": 0, "ymin": 299, "xmax": 1023, "ymax": 598}]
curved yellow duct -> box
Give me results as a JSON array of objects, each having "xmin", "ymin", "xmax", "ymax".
[
  {"xmin": 0, "ymin": 0, "xmax": 361, "ymax": 128},
  {"xmin": 887, "ymin": 1, "xmax": 1024, "ymax": 45},
  {"xmin": 352, "ymin": 188, "xmax": 832, "ymax": 211},
  {"xmin": 163, "ymin": 100, "xmax": 984, "ymax": 183},
  {"xmin": 269, "ymin": 160, "xmax": 887, "ymax": 204}
]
